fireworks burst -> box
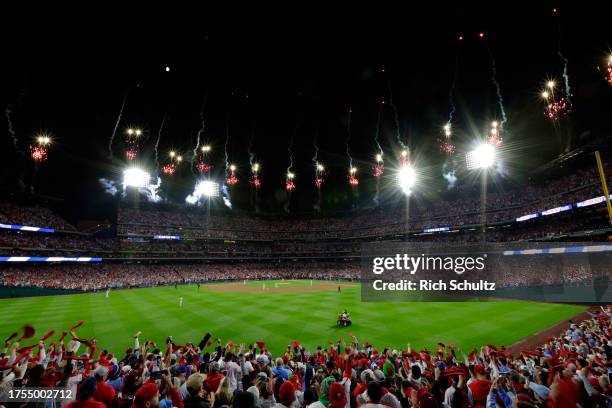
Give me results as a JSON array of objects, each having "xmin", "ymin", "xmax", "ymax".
[
  {"xmin": 348, "ymin": 167, "xmax": 359, "ymax": 186},
  {"xmin": 196, "ymin": 145, "xmax": 212, "ymax": 174},
  {"xmin": 541, "ymin": 81, "xmax": 571, "ymax": 121},
  {"xmin": 598, "ymin": 55, "xmax": 612, "ymax": 85},
  {"xmin": 373, "ymin": 153, "xmax": 384, "ymax": 177},
  {"xmin": 196, "ymin": 161, "xmax": 211, "ymax": 174},
  {"xmin": 162, "ymin": 151, "xmax": 181, "ymax": 176},
  {"xmin": 30, "ymin": 146, "xmax": 48, "ymax": 163},
  {"xmin": 313, "ymin": 163, "xmax": 324, "ymax": 189},
  {"xmin": 124, "ymin": 128, "xmax": 142, "ymax": 160},
  {"xmin": 488, "ymin": 121, "xmax": 503, "ymax": 146},
  {"xmin": 162, "ymin": 163, "xmax": 176, "ymax": 175},
  {"xmin": 250, "ymin": 163, "xmax": 261, "ymax": 189},
  {"xmin": 226, "ymin": 164, "xmax": 239, "ymax": 186},
  {"xmin": 285, "ymin": 172, "xmax": 296, "ymax": 191},
  {"xmin": 399, "ymin": 149, "xmax": 410, "ymax": 166},
  {"xmin": 251, "ymin": 175, "xmax": 261, "ymax": 189},
  {"xmin": 30, "ymin": 135, "xmax": 51, "ymax": 163},
  {"xmin": 438, "ymin": 124, "xmax": 456, "ymax": 155}
]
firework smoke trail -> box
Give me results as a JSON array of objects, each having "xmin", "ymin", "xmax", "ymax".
[
  {"xmin": 6, "ymin": 88, "xmax": 27, "ymax": 190},
  {"xmin": 6, "ymin": 87, "xmax": 27, "ymax": 152},
  {"xmin": 5, "ymin": 104, "xmax": 23, "ymax": 154},
  {"xmin": 191, "ymin": 90, "xmax": 210, "ymax": 171},
  {"xmin": 224, "ymin": 113, "xmax": 230, "ymax": 178},
  {"xmin": 484, "ymin": 41, "xmax": 507, "ymax": 126},
  {"xmin": 556, "ymin": 12, "xmax": 571, "ymax": 99},
  {"xmin": 442, "ymin": 159, "xmax": 458, "ymax": 189},
  {"xmin": 312, "ymin": 127, "xmax": 319, "ymax": 167},
  {"xmin": 248, "ymin": 122, "xmax": 260, "ymax": 211},
  {"xmin": 283, "ymin": 122, "xmax": 298, "ymax": 214},
  {"xmin": 345, "ymin": 109, "xmax": 353, "ymax": 170},
  {"xmin": 312, "ymin": 126, "xmax": 322, "ymax": 212},
  {"xmin": 155, "ymin": 116, "xmax": 167, "ymax": 171},
  {"xmin": 373, "ymin": 103, "xmax": 384, "ymax": 155},
  {"xmin": 108, "ymin": 85, "xmax": 134, "ymax": 159},
  {"xmin": 447, "ymin": 43, "xmax": 460, "ymax": 127},
  {"xmin": 248, "ymin": 123, "xmax": 255, "ymax": 167},
  {"xmin": 372, "ymin": 104, "xmax": 384, "ymax": 206},
  {"xmin": 222, "ymin": 113, "xmax": 232, "ymax": 209},
  {"xmin": 383, "ymin": 68, "xmax": 406, "ymax": 150}
]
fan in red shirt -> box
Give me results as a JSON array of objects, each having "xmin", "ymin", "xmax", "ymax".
[
  {"xmin": 203, "ymin": 361, "xmax": 224, "ymax": 393},
  {"xmin": 468, "ymin": 365, "xmax": 492, "ymax": 408}
]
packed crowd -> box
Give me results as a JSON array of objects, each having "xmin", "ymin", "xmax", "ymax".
[
  {"xmin": 0, "ymin": 307, "xmax": 610, "ymax": 408},
  {"xmin": 0, "ymin": 201, "xmax": 75, "ymax": 231},
  {"xmin": 1, "ymin": 210, "xmax": 608, "ymax": 260},
  {"xmin": 116, "ymin": 167, "xmax": 612, "ymax": 240},
  {"xmin": 0, "ymin": 263, "xmax": 360, "ymax": 291},
  {"xmin": 2, "ymin": 251, "xmax": 609, "ymax": 291}
]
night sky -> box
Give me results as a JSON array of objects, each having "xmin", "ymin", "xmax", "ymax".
[{"xmin": 1, "ymin": 3, "xmax": 611, "ymax": 220}]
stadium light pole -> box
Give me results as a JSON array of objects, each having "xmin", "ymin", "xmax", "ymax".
[
  {"xmin": 595, "ymin": 151, "xmax": 612, "ymax": 226},
  {"xmin": 466, "ymin": 142, "xmax": 497, "ymax": 237}
]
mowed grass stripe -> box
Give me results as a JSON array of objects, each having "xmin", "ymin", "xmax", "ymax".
[{"xmin": 0, "ymin": 282, "xmax": 586, "ymax": 355}]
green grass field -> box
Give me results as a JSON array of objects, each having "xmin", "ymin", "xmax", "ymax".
[{"xmin": 0, "ymin": 280, "xmax": 586, "ymax": 355}]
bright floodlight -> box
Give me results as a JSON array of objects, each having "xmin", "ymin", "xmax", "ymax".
[
  {"xmin": 375, "ymin": 153, "xmax": 383, "ymax": 162},
  {"xmin": 546, "ymin": 80, "xmax": 555, "ymax": 89},
  {"xmin": 398, "ymin": 164, "xmax": 416, "ymax": 196},
  {"xmin": 197, "ymin": 180, "xmax": 219, "ymax": 197},
  {"xmin": 317, "ymin": 163, "xmax": 324, "ymax": 171},
  {"xmin": 176, "ymin": 156, "xmax": 183, "ymax": 162},
  {"xmin": 541, "ymin": 91, "xmax": 550, "ymax": 99},
  {"xmin": 287, "ymin": 172, "xmax": 295, "ymax": 179},
  {"xmin": 252, "ymin": 163, "xmax": 260, "ymax": 172},
  {"xmin": 201, "ymin": 145, "xmax": 211, "ymax": 153},
  {"xmin": 229, "ymin": 164, "xmax": 236, "ymax": 171},
  {"xmin": 349, "ymin": 167, "xmax": 357, "ymax": 174},
  {"xmin": 123, "ymin": 168, "xmax": 151, "ymax": 188},
  {"xmin": 186, "ymin": 180, "xmax": 220, "ymax": 204},
  {"xmin": 466, "ymin": 143, "xmax": 496, "ymax": 170}
]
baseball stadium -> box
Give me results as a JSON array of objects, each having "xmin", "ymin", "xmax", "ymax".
[{"xmin": 1, "ymin": 4, "xmax": 612, "ymax": 408}]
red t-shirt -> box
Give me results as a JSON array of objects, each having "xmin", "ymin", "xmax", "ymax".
[
  {"xmin": 204, "ymin": 373, "xmax": 225, "ymax": 393},
  {"xmin": 468, "ymin": 379, "xmax": 492, "ymax": 406}
]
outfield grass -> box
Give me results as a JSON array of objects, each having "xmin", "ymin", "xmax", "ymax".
[{"xmin": 0, "ymin": 281, "xmax": 586, "ymax": 355}]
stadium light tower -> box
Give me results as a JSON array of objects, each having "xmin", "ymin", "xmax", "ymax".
[
  {"xmin": 123, "ymin": 168, "xmax": 151, "ymax": 188},
  {"xmin": 198, "ymin": 180, "xmax": 220, "ymax": 197},
  {"xmin": 398, "ymin": 164, "xmax": 416, "ymax": 196},
  {"xmin": 466, "ymin": 143, "xmax": 496, "ymax": 170}
]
